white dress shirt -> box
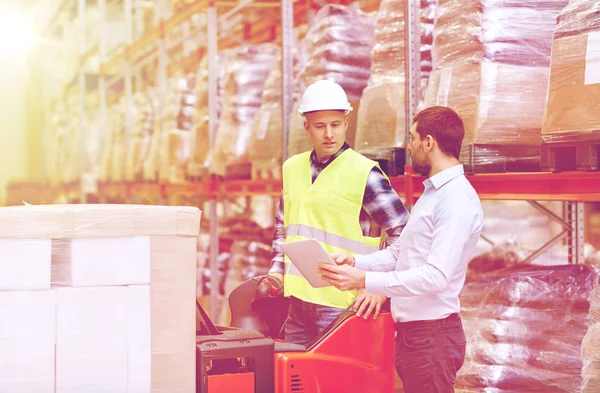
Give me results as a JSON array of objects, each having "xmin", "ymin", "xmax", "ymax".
[{"xmin": 354, "ymin": 164, "xmax": 483, "ymax": 322}]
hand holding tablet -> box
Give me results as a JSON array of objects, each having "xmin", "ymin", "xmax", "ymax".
[{"xmin": 279, "ymin": 239, "xmax": 337, "ymax": 288}]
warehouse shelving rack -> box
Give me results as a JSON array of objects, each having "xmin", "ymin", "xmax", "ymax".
[{"xmin": 16, "ymin": 0, "xmax": 600, "ymax": 319}]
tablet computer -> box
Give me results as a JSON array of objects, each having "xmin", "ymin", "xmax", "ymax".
[{"xmin": 279, "ymin": 238, "xmax": 337, "ymax": 288}]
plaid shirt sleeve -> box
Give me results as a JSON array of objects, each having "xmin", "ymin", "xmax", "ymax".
[
  {"xmin": 269, "ymin": 195, "xmax": 286, "ymax": 275},
  {"xmin": 362, "ymin": 167, "xmax": 410, "ymax": 246}
]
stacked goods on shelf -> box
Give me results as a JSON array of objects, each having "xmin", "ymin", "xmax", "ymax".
[
  {"xmin": 125, "ymin": 91, "xmax": 157, "ymax": 181},
  {"xmin": 248, "ymin": 55, "xmax": 284, "ymax": 179},
  {"xmin": 53, "ymin": 99, "xmax": 81, "ymax": 186},
  {"xmin": 288, "ymin": 4, "xmax": 377, "ymax": 157},
  {"xmin": 188, "ymin": 56, "xmax": 212, "ymax": 178},
  {"xmin": 583, "ymin": 285, "xmax": 600, "ymax": 392},
  {"xmin": 419, "ymin": 0, "xmax": 436, "ymax": 95},
  {"xmin": 157, "ymin": 76, "xmax": 197, "ymax": 183},
  {"xmin": 457, "ymin": 263, "xmax": 598, "ymax": 393},
  {"xmin": 82, "ymin": 109, "xmax": 104, "ymax": 188},
  {"xmin": 541, "ymin": 0, "xmax": 600, "ymax": 171},
  {"xmin": 208, "ymin": 44, "xmax": 279, "ymax": 177},
  {"xmin": 354, "ymin": 0, "xmax": 436, "ymax": 154},
  {"xmin": 100, "ymin": 101, "xmax": 126, "ymax": 182},
  {"xmin": 248, "ymin": 50, "xmax": 302, "ymax": 179},
  {"xmin": 422, "ymin": 0, "xmax": 569, "ymax": 172},
  {"xmin": 0, "ymin": 204, "xmax": 200, "ymax": 393},
  {"xmin": 47, "ymin": 109, "xmax": 67, "ymax": 186}
]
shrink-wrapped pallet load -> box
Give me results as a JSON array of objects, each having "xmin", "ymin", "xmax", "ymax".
[
  {"xmin": 288, "ymin": 4, "xmax": 377, "ymax": 157},
  {"xmin": 354, "ymin": 0, "xmax": 436, "ymax": 154},
  {"xmin": 156, "ymin": 77, "xmax": 196, "ymax": 183},
  {"xmin": 187, "ymin": 55, "xmax": 221, "ymax": 179},
  {"xmin": 248, "ymin": 48, "xmax": 304, "ymax": 179},
  {"xmin": 208, "ymin": 44, "xmax": 279, "ymax": 176},
  {"xmin": 100, "ymin": 101, "xmax": 126, "ymax": 182},
  {"xmin": 248, "ymin": 54, "xmax": 284, "ymax": 179},
  {"xmin": 457, "ymin": 264, "xmax": 597, "ymax": 393},
  {"xmin": 422, "ymin": 0, "xmax": 569, "ymax": 172},
  {"xmin": 125, "ymin": 91, "xmax": 157, "ymax": 181},
  {"xmin": 541, "ymin": 0, "xmax": 600, "ymax": 170},
  {"xmin": 582, "ymin": 285, "xmax": 600, "ymax": 393},
  {"xmin": 0, "ymin": 204, "xmax": 201, "ymax": 393}
]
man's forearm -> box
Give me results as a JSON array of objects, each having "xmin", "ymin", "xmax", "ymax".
[{"xmin": 354, "ymin": 243, "xmax": 400, "ymax": 273}]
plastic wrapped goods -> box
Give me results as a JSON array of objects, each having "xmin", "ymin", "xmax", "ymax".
[
  {"xmin": 187, "ymin": 56, "xmax": 217, "ymax": 178},
  {"xmin": 541, "ymin": 0, "xmax": 600, "ymax": 140},
  {"xmin": 424, "ymin": 62, "xmax": 550, "ymax": 146},
  {"xmin": 354, "ymin": 0, "xmax": 436, "ymax": 153},
  {"xmin": 299, "ymin": 4, "xmax": 376, "ymax": 99},
  {"xmin": 288, "ymin": 4, "xmax": 376, "ymax": 156},
  {"xmin": 156, "ymin": 76, "xmax": 196, "ymax": 183},
  {"xmin": 99, "ymin": 101, "xmax": 126, "ymax": 182},
  {"xmin": 582, "ymin": 284, "xmax": 600, "ymax": 393},
  {"xmin": 208, "ymin": 44, "xmax": 279, "ymax": 176},
  {"xmin": 248, "ymin": 55, "xmax": 284, "ymax": 178},
  {"xmin": 422, "ymin": 0, "xmax": 568, "ymax": 169},
  {"xmin": 433, "ymin": 0, "xmax": 568, "ymax": 68},
  {"xmin": 124, "ymin": 91, "xmax": 157, "ymax": 181},
  {"xmin": 0, "ymin": 204, "xmax": 201, "ymax": 393},
  {"xmin": 249, "ymin": 49, "xmax": 304, "ymax": 177},
  {"xmin": 456, "ymin": 264, "xmax": 598, "ymax": 393}
]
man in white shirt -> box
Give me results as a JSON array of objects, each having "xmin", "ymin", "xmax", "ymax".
[{"xmin": 318, "ymin": 106, "xmax": 483, "ymax": 393}]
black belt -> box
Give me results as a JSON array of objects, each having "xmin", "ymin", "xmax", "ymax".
[{"xmin": 393, "ymin": 313, "xmax": 461, "ymax": 331}]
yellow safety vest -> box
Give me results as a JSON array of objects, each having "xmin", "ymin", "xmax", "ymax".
[{"xmin": 282, "ymin": 148, "xmax": 385, "ymax": 309}]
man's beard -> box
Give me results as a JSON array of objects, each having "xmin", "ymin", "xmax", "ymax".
[{"xmin": 411, "ymin": 153, "xmax": 431, "ymax": 176}]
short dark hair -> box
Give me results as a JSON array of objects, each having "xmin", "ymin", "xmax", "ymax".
[{"xmin": 413, "ymin": 106, "xmax": 465, "ymax": 160}]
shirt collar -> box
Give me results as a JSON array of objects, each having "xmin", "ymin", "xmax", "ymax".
[
  {"xmin": 310, "ymin": 141, "xmax": 350, "ymax": 167},
  {"xmin": 424, "ymin": 164, "xmax": 465, "ymax": 190}
]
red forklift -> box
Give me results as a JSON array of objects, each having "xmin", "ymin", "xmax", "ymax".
[{"xmin": 195, "ymin": 275, "xmax": 396, "ymax": 393}]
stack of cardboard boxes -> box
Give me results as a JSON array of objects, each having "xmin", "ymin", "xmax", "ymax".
[{"xmin": 0, "ymin": 204, "xmax": 200, "ymax": 393}]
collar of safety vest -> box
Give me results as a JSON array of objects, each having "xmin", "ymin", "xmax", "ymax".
[{"xmin": 424, "ymin": 164, "xmax": 465, "ymax": 190}]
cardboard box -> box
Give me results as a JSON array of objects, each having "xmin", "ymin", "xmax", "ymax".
[
  {"xmin": 0, "ymin": 204, "xmax": 200, "ymax": 393},
  {"xmin": 127, "ymin": 285, "xmax": 152, "ymax": 393},
  {"xmin": 424, "ymin": 61, "xmax": 549, "ymax": 145},
  {"xmin": 56, "ymin": 287, "xmax": 129, "ymax": 393},
  {"xmin": 355, "ymin": 81, "xmax": 406, "ymax": 152},
  {"xmin": 542, "ymin": 32, "xmax": 600, "ymax": 136},
  {"xmin": 52, "ymin": 236, "xmax": 151, "ymax": 287},
  {"xmin": 0, "ymin": 238, "xmax": 51, "ymax": 289},
  {"xmin": 0, "ymin": 290, "xmax": 56, "ymax": 393}
]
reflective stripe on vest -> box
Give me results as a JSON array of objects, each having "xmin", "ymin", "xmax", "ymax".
[
  {"xmin": 281, "ymin": 148, "xmax": 386, "ymax": 309},
  {"xmin": 286, "ymin": 224, "xmax": 380, "ymax": 255}
]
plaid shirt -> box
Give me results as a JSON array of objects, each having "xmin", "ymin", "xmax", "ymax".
[{"xmin": 269, "ymin": 142, "xmax": 410, "ymax": 274}]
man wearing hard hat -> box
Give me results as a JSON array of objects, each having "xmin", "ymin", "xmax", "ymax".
[{"xmin": 259, "ymin": 79, "xmax": 410, "ymax": 346}]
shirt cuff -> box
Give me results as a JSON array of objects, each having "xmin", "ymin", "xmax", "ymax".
[
  {"xmin": 365, "ymin": 272, "xmax": 389, "ymax": 296},
  {"xmin": 354, "ymin": 254, "xmax": 372, "ymax": 272}
]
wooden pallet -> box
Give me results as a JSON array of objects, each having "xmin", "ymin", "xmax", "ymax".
[
  {"xmin": 461, "ymin": 143, "xmax": 541, "ymax": 174},
  {"xmin": 360, "ymin": 147, "xmax": 407, "ymax": 177},
  {"xmin": 541, "ymin": 132, "xmax": 600, "ymax": 172}
]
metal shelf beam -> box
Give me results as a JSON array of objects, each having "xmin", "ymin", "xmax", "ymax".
[{"xmin": 22, "ymin": 171, "xmax": 600, "ymax": 202}]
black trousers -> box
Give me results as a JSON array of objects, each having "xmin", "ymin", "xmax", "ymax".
[{"xmin": 394, "ymin": 313, "xmax": 467, "ymax": 393}]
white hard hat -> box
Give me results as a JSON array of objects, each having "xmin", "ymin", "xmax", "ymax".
[{"xmin": 298, "ymin": 79, "xmax": 353, "ymax": 115}]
